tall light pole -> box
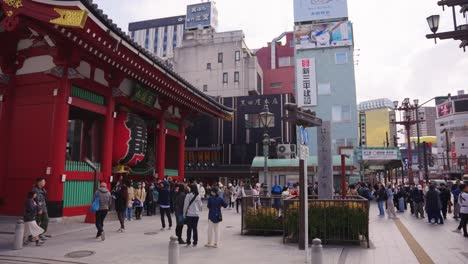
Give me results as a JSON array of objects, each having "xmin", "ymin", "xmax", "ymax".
[
  {"xmin": 259, "ymin": 103, "xmax": 274, "ymax": 197},
  {"xmin": 414, "ymin": 99, "xmax": 422, "ymax": 181},
  {"xmin": 392, "ymin": 98, "xmax": 420, "ymax": 184}
]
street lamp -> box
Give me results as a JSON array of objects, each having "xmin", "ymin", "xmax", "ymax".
[
  {"xmin": 427, "ymin": 15, "xmax": 440, "ymax": 43},
  {"xmin": 427, "ymin": 15, "xmax": 440, "ymax": 33},
  {"xmin": 259, "ymin": 103, "xmax": 274, "ymax": 197},
  {"xmin": 392, "ymin": 100, "xmax": 420, "ymax": 184}
]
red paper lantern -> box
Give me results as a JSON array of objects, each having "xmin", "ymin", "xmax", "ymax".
[{"xmin": 112, "ymin": 112, "xmax": 147, "ymax": 166}]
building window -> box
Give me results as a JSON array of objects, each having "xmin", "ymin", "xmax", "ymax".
[
  {"xmin": 332, "ymin": 105, "xmax": 351, "ymax": 122},
  {"xmin": 218, "ymin": 52, "xmax": 223, "ymax": 63},
  {"xmin": 270, "ymin": 82, "xmax": 282, "ymax": 88},
  {"xmin": 203, "ymin": 85, "xmax": 208, "ymax": 92},
  {"xmin": 235, "ymin": 51, "xmax": 241, "ymax": 61},
  {"xmin": 318, "ymin": 83, "xmax": 331, "ymax": 95},
  {"xmin": 223, "ymin": 72, "xmax": 228, "ymax": 83},
  {"xmin": 207, "ymin": 63, "xmax": 211, "ymax": 70},
  {"xmin": 245, "ymin": 114, "xmax": 275, "ymax": 128},
  {"xmin": 335, "ymin": 52, "xmax": 348, "ymax": 64},
  {"xmin": 278, "ymin": 56, "xmax": 291, "ymax": 67},
  {"xmin": 234, "ymin": 72, "xmax": 240, "ymax": 82}
]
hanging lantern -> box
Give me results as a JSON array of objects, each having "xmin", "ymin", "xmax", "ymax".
[{"xmin": 112, "ymin": 112, "xmax": 147, "ymax": 167}]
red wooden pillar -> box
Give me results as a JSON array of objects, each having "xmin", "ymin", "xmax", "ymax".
[
  {"xmin": 0, "ymin": 78, "xmax": 14, "ymax": 204},
  {"xmin": 47, "ymin": 67, "xmax": 71, "ymax": 218},
  {"xmin": 157, "ymin": 116, "xmax": 166, "ymax": 181},
  {"xmin": 100, "ymin": 95, "xmax": 115, "ymax": 187},
  {"xmin": 178, "ymin": 124, "xmax": 186, "ymax": 182}
]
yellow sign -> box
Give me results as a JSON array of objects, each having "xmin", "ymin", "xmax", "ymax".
[{"xmin": 50, "ymin": 8, "xmax": 88, "ymax": 29}]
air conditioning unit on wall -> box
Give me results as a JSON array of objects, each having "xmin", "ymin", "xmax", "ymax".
[{"xmin": 277, "ymin": 144, "xmax": 297, "ymax": 159}]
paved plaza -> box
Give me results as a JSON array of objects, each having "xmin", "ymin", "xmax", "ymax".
[{"xmin": 0, "ymin": 203, "xmax": 466, "ymax": 264}]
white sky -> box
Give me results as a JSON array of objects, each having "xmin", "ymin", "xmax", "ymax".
[{"xmin": 93, "ymin": 0, "xmax": 468, "ymax": 106}]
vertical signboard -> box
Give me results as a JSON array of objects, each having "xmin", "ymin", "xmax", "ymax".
[
  {"xmin": 294, "ymin": 0, "xmax": 349, "ymax": 23},
  {"xmin": 359, "ymin": 112, "xmax": 366, "ymax": 147},
  {"xmin": 296, "ymin": 58, "xmax": 317, "ymax": 107}
]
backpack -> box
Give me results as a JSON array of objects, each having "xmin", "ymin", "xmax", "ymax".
[
  {"xmin": 382, "ymin": 189, "xmax": 388, "ymax": 201},
  {"xmin": 272, "ymin": 185, "xmax": 282, "ymax": 195}
]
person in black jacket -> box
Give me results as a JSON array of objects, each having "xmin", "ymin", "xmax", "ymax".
[
  {"xmin": 411, "ymin": 185, "xmax": 425, "ymax": 218},
  {"xmin": 114, "ymin": 184, "xmax": 128, "ymax": 232},
  {"xmin": 439, "ymin": 183, "xmax": 451, "ymax": 220},
  {"xmin": 145, "ymin": 184, "xmax": 155, "ymax": 216},
  {"xmin": 426, "ymin": 185, "xmax": 443, "ymax": 224},
  {"xmin": 174, "ymin": 184, "xmax": 187, "ymax": 244},
  {"xmin": 158, "ymin": 180, "xmax": 172, "ymax": 230},
  {"xmin": 24, "ymin": 191, "xmax": 45, "ymax": 246}
]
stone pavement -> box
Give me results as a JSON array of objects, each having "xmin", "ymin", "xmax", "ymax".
[{"xmin": 0, "ymin": 202, "xmax": 466, "ymax": 264}]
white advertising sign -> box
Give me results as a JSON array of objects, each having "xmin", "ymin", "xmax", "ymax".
[
  {"xmin": 362, "ymin": 149, "xmax": 398, "ymax": 160},
  {"xmin": 296, "ymin": 58, "xmax": 317, "ymax": 107},
  {"xmin": 294, "ymin": 0, "xmax": 348, "ymax": 23}
]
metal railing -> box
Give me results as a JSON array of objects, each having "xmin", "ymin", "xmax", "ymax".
[
  {"xmin": 283, "ymin": 195, "xmax": 369, "ymax": 247},
  {"xmin": 241, "ymin": 195, "xmax": 284, "ymax": 235}
]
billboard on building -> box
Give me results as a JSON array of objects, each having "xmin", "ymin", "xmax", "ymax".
[
  {"xmin": 186, "ymin": 2, "xmax": 217, "ymax": 30},
  {"xmin": 296, "ymin": 58, "xmax": 317, "ymax": 107},
  {"xmin": 294, "ymin": 0, "xmax": 348, "ymax": 23},
  {"xmin": 437, "ymin": 101, "xmax": 454, "ymax": 118},
  {"xmin": 295, "ymin": 21, "xmax": 353, "ymax": 50},
  {"xmin": 362, "ymin": 149, "xmax": 399, "ymax": 160}
]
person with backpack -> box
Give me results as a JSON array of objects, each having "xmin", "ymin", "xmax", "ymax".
[
  {"xmin": 183, "ymin": 184, "xmax": 202, "ymax": 246},
  {"xmin": 205, "ymin": 187, "xmax": 228, "ymax": 248},
  {"xmin": 375, "ymin": 183, "xmax": 387, "ymax": 216},
  {"xmin": 453, "ymin": 184, "xmax": 468, "ymax": 237},
  {"xmin": 94, "ymin": 182, "xmax": 112, "ymax": 240}
]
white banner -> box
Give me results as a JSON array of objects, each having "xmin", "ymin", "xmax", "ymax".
[
  {"xmin": 296, "ymin": 58, "xmax": 317, "ymax": 107},
  {"xmin": 362, "ymin": 149, "xmax": 398, "ymax": 160},
  {"xmin": 294, "ymin": 0, "xmax": 348, "ymax": 23}
]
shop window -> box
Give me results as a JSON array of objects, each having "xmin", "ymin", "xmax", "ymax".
[{"xmin": 66, "ymin": 107, "xmax": 103, "ymax": 167}]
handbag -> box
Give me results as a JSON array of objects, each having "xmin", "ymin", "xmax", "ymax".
[
  {"xmin": 183, "ymin": 194, "xmax": 198, "ymax": 225},
  {"xmin": 90, "ymin": 193, "xmax": 100, "ymax": 212}
]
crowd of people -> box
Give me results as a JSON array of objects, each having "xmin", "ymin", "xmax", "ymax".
[
  {"xmin": 362, "ymin": 180, "xmax": 468, "ymax": 238},
  {"xmin": 22, "ymin": 176, "xmax": 236, "ymax": 248}
]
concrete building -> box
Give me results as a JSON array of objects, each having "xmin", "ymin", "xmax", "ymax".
[
  {"xmin": 358, "ymin": 98, "xmax": 397, "ymax": 147},
  {"xmin": 173, "ymin": 28, "xmax": 263, "ymax": 97},
  {"xmin": 128, "ymin": 15, "xmax": 186, "ymax": 60},
  {"xmin": 184, "ymin": 94, "xmax": 295, "ymax": 184},
  {"xmin": 435, "ymin": 90, "xmax": 468, "ymax": 175},
  {"xmin": 297, "ymin": 43, "xmax": 359, "ymax": 155},
  {"xmin": 255, "ymin": 32, "xmax": 295, "ymax": 95},
  {"xmin": 408, "ymin": 107, "xmax": 437, "ymax": 138}
]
